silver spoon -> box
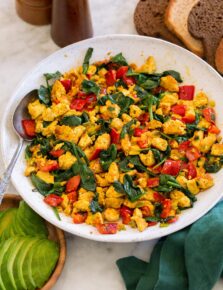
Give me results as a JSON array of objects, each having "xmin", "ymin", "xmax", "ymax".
[{"xmin": 0, "ymin": 89, "xmax": 38, "ymax": 203}]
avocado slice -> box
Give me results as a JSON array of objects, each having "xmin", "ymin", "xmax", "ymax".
[
  {"xmin": 31, "ymin": 239, "xmax": 59, "ymax": 288},
  {"xmin": 0, "ymin": 210, "xmax": 5, "ymax": 219},
  {"xmin": 0, "ymin": 239, "xmax": 15, "ymax": 290},
  {"xmin": 0, "ymin": 208, "xmax": 17, "ymax": 237}
]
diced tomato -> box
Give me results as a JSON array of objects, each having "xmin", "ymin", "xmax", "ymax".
[
  {"xmin": 60, "ymin": 79, "xmax": 72, "ymax": 93},
  {"xmin": 67, "ymin": 191, "xmax": 78, "ymax": 203},
  {"xmin": 70, "ymin": 98, "xmax": 87, "ymax": 111},
  {"xmin": 185, "ymin": 147, "xmax": 201, "ymax": 161},
  {"xmin": 105, "ymin": 70, "xmax": 117, "ymax": 86},
  {"xmin": 123, "ymin": 74, "xmax": 136, "ymax": 86},
  {"xmin": 202, "ymin": 108, "xmax": 216, "ymax": 123},
  {"xmin": 120, "ymin": 206, "xmax": 132, "ymax": 225},
  {"xmin": 208, "ymin": 124, "xmax": 220, "ymax": 134},
  {"xmin": 171, "ymin": 104, "xmax": 186, "ymax": 116},
  {"xmin": 153, "ymin": 192, "xmax": 165, "ymax": 203},
  {"xmin": 138, "ymin": 113, "xmax": 149, "ymax": 124},
  {"xmin": 66, "ymin": 175, "xmax": 81, "ymax": 193},
  {"xmin": 110, "ymin": 128, "xmax": 120, "ymax": 144},
  {"xmin": 160, "ymin": 199, "xmax": 172, "ymax": 219},
  {"xmin": 134, "ymin": 127, "xmax": 147, "ymax": 137},
  {"xmin": 116, "ymin": 66, "xmax": 129, "ymax": 79},
  {"xmin": 152, "ymin": 86, "xmax": 166, "ymax": 95},
  {"xmin": 178, "ymin": 140, "xmax": 191, "ymax": 152},
  {"xmin": 44, "ymin": 194, "xmax": 63, "ymax": 207},
  {"xmin": 97, "ymin": 223, "xmax": 118, "ymax": 234},
  {"xmin": 167, "ymin": 216, "xmax": 178, "ymax": 224},
  {"xmin": 182, "ymin": 114, "xmax": 196, "ymax": 123},
  {"xmin": 147, "ymin": 221, "xmax": 158, "ymax": 227},
  {"xmin": 161, "ymin": 159, "xmax": 181, "ymax": 176},
  {"xmin": 141, "ymin": 206, "xmax": 151, "ymax": 217},
  {"xmin": 22, "ymin": 119, "xmax": 36, "ymax": 137},
  {"xmin": 73, "ymin": 212, "xmax": 88, "ymax": 224},
  {"xmin": 187, "ymin": 162, "xmax": 197, "ymax": 179},
  {"xmin": 137, "ymin": 140, "xmax": 148, "ymax": 149},
  {"xmin": 89, "ymin": 148, "xmax": 102, "ymax": 161},
  {"xmin": 84, "ymin": 94, "xmax": 97, "ymax": 110},
  {"xmin": 147, "ymin": 177, "xmax": 159, "ymax": 188},
  {"xmin": 77, "ymin": 91, "xmax": 87, "ymax": 98},
  {"xmin": 50, "ymin": 149, "xmax": 65, "ymax": 158},
  {"xmin": 179, "ymin": 85, "xmax": 195, "ymax": 100},
  {"xmin": 38, "ymin": 160, "xmax": 59, "ymax": 172}
]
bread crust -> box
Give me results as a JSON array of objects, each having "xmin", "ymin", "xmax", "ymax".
[{"xmin": 215, "ymin": 38, "xmax": 223, "ymax": 74}]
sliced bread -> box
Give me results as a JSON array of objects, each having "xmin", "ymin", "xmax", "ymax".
[
  {"xmin": 165, "ymin": 0, "xmax": 204, "ymax": 57},
  {"xmin": 215, "ymin": 38, "xmax": 223, "ymax": 74}
]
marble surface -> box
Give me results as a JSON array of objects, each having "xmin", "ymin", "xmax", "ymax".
[{"xmin": 0, "ymin": 1, "xmax": 222, "ymax": 289}]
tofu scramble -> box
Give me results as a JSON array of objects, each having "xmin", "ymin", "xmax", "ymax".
[{"xmin": 23, "ymin": 48, "xmax": 223, "ymax": 234}]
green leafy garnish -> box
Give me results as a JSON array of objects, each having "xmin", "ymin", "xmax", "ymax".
[
  {"xmin": 162, "ymin": 70, "xmax": 183, "ymax": 82},
  {"xmin": 111, "ymin": 53, "xmax": 128, "ymax": 66},
  {"xmin": 99, "ymin": 144, "xmax": 117, "ymax": 171},
  {"xmin": 120, "ymin": 119, "xmax": 135, "ymax": 139},
  {"xmin": 90, "ymin": 193, "xmax": 103, "ymax": 213},
  {"xmin": 82, "ymin": 47, "xmax": 93, "ymax": 74},
  {"xmin": 123, "ymin": 174, "xmax": 144, "ymax": 202},
  {"xmin": 82, "ymin": 80, "xmax": 100, "ymax": 95},
  {"xmin": 60, "ymin": 115, "xmax": 82, "ymax": 126}
]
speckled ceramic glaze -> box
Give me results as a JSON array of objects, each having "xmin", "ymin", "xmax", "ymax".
[{"xmin": 1, "ymin": 35, "xmax": 223, "ymax": 242}]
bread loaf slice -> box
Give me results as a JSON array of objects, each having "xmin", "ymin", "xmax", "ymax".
[
  {"xmin": 215, "ymin": 38, "xmax": 223, "ymax": 74},
  {"xmin": 165, "ymin": 0, "xmax": 204, "ymax": 57}
]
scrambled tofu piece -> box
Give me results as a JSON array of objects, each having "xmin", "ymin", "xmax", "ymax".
[
  {"xmin": 131, "ymin": 208, "xmax": 148, "ymax": 232},
  {"xmin": 35, "ymin": 120, "xmax": 44, "ymax": 134},
  {"xmin": 78, "ymin": 133, "xmax": 92, "ymax": 150},
  {"xmin": 176, "ymin": 175, "xmax": 187, "ymax": 188},
  {"xmin": 186, "ymin": 179, "xmax": 200, "ymax": 195},
  {"xmin": 86, "ymin": 212, "xmax": 103, "ymax": 226},
  {"xmin": 138, "ymin": 56, "xmax": 156, "ymax": 73},
  {"xmin": 160, "ymin": 92, "xmax": 179, "ymax": 106},
  {"xmin": 122, "ymin": 113, "xmax": 132, "ymax": 124},
  {"xmin": 106, "ymin": 186, "xmax": 125, "ymax": 198},
  {"xmin": 121, "ymin": 134, "xmax": 132, "ymax": 154},
  {"xmin": 42, "ymin": 120, "xmax": 58, "ymax": 137},
  {"xmin": 160, "ymin": 76, "xmax": 179, "ymax": 92},
  {"xmin": 193, "ymin": 91, "xmax": 208, "ymax": 107},
  {"xmin": 95, "ymin": 174, "xmax": 110, "ymax": 187},
  {"xmin": 51, "ymin": 80, "xmax": 66, "ymax": 103},
  {"xmin": 55, "ymin": 125, "xmax": 85, "ymax": 144},
  {"xmin": 97, "ymin": 187, "xmax": 106, "ymax": 206},
  {"xmin": 36, "ymin": 171, "xmax": 54, "ymax": 184},
  {"xmin": 197, "ymin": 174, "xmax": 214, "ymax": 190},
  {"xmin": 110, "ymin": 118, "xmax": 123, "ymax": 132},
  {"xmin": 51, "ymin": 103, "xmax": 69, "ymax": 117},
  {"xmin": 191, "ymin": 131, "xmax": 204, "ymax": 149},
  {"xmin": 58, "ymin": 151, "xmax": 77, "ymax": 170},
  {"xmin": 78, "ymin": 188, "xmax": 94, "ymax": 202},
  {"xmin": 129, "ymin": 105, "xmax": 142, "ymax": 118},
  {"xmin": 147, "ymin": 120, "xmax": 162, "ymax": 129},
  {"xmin": 170, "ymin": 190, "xmax": 191, "ymax": 208},
  {"xmin": 100, "ymin": 100, "xmax": 120, "ymax": 119},
  {"xmin": 105, "ymin": 197, "xmax": 124, "ymax": 209},
  {"xmin": 105, "ymin": 162, "xmax": 120, "ymax": 183},
  {"xmin": 73, "ymin": 200, "xmax": 90, "ymax": 213},
  {"xmin": 28, "ymin": 100, "xmax": 46, "ymax": 119},
  {"xmin": 139, "ymin": 151, "xmax": 155, "ymax": 166},
  {"xmin": 42, "ymin": 107, "xmax": 56, "ymax": 122},
  {"xmin": 151, "ymin": 137, "xmax": 168, "ymax": 151},
  {"xmin": 197, "ymin": 118, "xmax": 211, "ymax": 129},
  {"xmin": 95, "ymin": 133, "xmax": 111, "ymax": 150},
  {"xmin": 103, "ymin": 208, "xmax": 120, "ymax": 222},
  {"xmin": 170, "ymin": 149, "xmax": 184, "ymax": 160},
  {"xmin": 211, "ymin": 144, "xmax": 223, "ymax": 156},
  {"xmin": 200, "ymin": 133, "xmax": 216, "ymax": 153},
  {"xmin": 90, "ymin": 159, "xmax": 103, "ymax": 174},
  {"xmin": 163, "ymin": 119, "xmax": 186, "ymax": 135}
]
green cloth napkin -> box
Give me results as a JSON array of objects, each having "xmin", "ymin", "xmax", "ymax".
[{"xmin": 117, "ymin": 201, "xmax": 223, "ymax": 290}]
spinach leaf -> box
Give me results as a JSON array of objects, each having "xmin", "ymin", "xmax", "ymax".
[
  {"xmin": 72, "ymin": 161, "xmax": 96, "ymax": 191},
  {"xmin": 113, "ymin": 181, "xmax": 126, "ymax": 194},
  {"xmin": 31, "ymin": 135, "xmax": 52, "ymax": 156},
  {"xmin": 119, "ymin": 158, "xmax": 132, "ymax": 172},
  {"xmin": 82, "ymin": 47, "xmax": 93, "ymax": 74},
  {"xmin": 60, "ymin": 115, "xmax": 82, "ymax": 126},
  {"xmin": 162, "ymin": 70, "xmax": 183, "ymax": 82},
  {"xmin": 154, "ymin": 113, "xmax": 169, "ymax": 123},
  {"xmin": 128, "ymin": 156, "xmax": 148, "ymax": 173},
  {"xmin": 71, "ymin": 143, "xmax": 89, "ymax": 165},
  {"xmin": 111, "ymin": 53, "xmax": 128, "ymax": 66},
  {"xmin": 120, "ymin": 119, "xmax": 135, "ymax": 139},
  {"xmin": 31, "ymin": 174, "xmax": 53, "ymax": 196},
  {"xmin": 82, "ymin": 80, "xmax": 100, "ymax": 95},
  {"xmin": 53, "ymin": 168, "xmax": 74, "ymax": 182},
  {"xmin": 81, "ymin": 112, "xmax": 89, "ymax": 123},
  {"xmin": 38, "ymin": 85, "xmax": 51, "ymax": 105},
  {"xmin": 25, "ymin": 145, "xmax": 32, "ymax": 160},
  {"xmin": 145, "ymin": 215, "xmax": 175, "ymax": 223},
  {"xmin": 99, "ymin": 144, "xmax": 117, "ymax": 171},
  {"xmin": 123, "ymin": 174, "xmax": 144, "ymax": 202},
  {"xmin": 97, "ymin": 95, "xmax": 115, "ymax": 106},
  {"xmin": 141, "ymin": 79, "xmax": 159, "ymax": 90},
  {"xmin": 90, "ymin": 193, "xmax": 103, "ymax": 213},
  {"xmin": 112, "ymin": 92, "xmax": 134, "ymax": 114},
  {"xmin": 204, "ymin": 155, "xmax": 223, "ymax": 173},
  {"xmin": 96, "ymin": 119, "xmax": 111, "ymax": 136},
  {"xmin": 134, "ymin": 85, "xmax": 148, "ymax": 99},
  {"xmin": 44, "ymin": 71, "xmax": 62, "ymax": 84}
]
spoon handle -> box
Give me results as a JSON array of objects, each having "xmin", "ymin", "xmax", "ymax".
[{"xmin": 0, "ymin": 138, "xmax": 24, "ymax": 203}]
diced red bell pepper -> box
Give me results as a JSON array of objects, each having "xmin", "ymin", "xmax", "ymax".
[
  {"xmin": 147, "ymin": 221, "xmax": 158, "ymax": 227},
  {"xmin": 123, "ymin": 74, "xmax": 136, "ymax": 86},
  {"xmin": 208, "ymin": 124, "xmax": 220, "ymax": 134},
  {"xmin": 70, "ymin": 98, "xmax": 87, "ymax": 111},
  {"xmin": 187, "ymin": 162, "xmax": 197, "ymax": 179},
  {"xmin": 97, "ymin": 223, "xmax": 118, "ymax": 234},
  {"xmin": 60, "ymin": 79, "xmax": 72, "ymax": 93},
  {"xmin": 182, "ymin": 114, "xmax": 196, "ymax": 123},
  {"xmin": 141, "ymin": 206, "xmax": 151, "ymax": 217},
  {"xmin": 171, "ymin": 104, "xmax": 186, "ymax": 116},
  {"xmin": 152, "ymin": 86, "xmax": 166, "ymax": 95},
  {"xmin": 178, "ymin": 140, "xmax": 191, "ymax": 152},
  {"xmin": 161, "ymin": 160, "xmax": 181, "ymax": 176},
  {"xmin": 160, "ymin": 199, "xmax": 172, "ymax": 219},
  {"xmin": 67, "ymin": 191, "xmax": 78, "ymax": 203},
  {"xmin": 137, "ymin": 140, "xmax": 148, "ymax": 149},
  {"xmin": 167, "ymin": 216, "xmax": 178, "ymax": 224},
  {"xmin": 73, "ymin": 212, "xmax": 88, "ymax": 224},
  {"xmin": 110, "ymin": 128, "xmax": 120, "ymax": 144},
  {"xmin": 185, "ymin": 147, "xmax": 201, "ymax": 161},
  {"xmin": 77, "ymin": 91, "xmax": 87, "ymax": 97},
  {"xmin": 38, "ymin": 160, "xmax": 59, "ymax": 172},
  {"xmin": 153, "ymin": 192, "xmax": 165, "ymax": 203},
  {"xmin": 202, "ymin": 108, "xmax": 216, "ymax": 123},
  {"xmin": 134, "ymin": 127, "xmax": 147, "ymax": 137},
  {"xmin": 120, "ymin": 206, "xmax": 133, "ymax": 225},
  {"xmin": 44, "ymin": 194, "xmax": 63, "ymax": 207},
  {"xmin": 105, "ymin": 70, "xmax": 117, "ymax": 86},
  {"xmin": 50, "ymin": 149, "xmax": 65, "ymax": 158},
  {"xmin": 147, "ymin": 177, "xmax": 159, "ymax": 188},
  {"xmin": 89, "ymin": 148, "xmax": 102, "ymax": 161},
  {"xmin": 66, "ymin": 175, "xmax": 81, "ymax": 193},
  {"xmin": 116, "ymin": 66, "xmax": 128, "ymax": 79},
  {"xmin": 22, "ymin": 119, "xmax": 36, "ymax": 137},
  {"xmin": 179, "ymin": 85, "xmax": 195, "ymax": 100},
  {"xmin": 138, "ymin": 113, "xmax": 149, "ymax": 124}
]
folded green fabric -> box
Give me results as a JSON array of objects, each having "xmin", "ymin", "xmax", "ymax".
[{"xmin": 117, "ymin": 201, "xmax": 223, "ymax": 290}]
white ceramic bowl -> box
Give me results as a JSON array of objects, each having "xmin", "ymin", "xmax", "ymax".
[{"xmin": 1, "ymin": 35, "xmax": 223, "ymax": 242}]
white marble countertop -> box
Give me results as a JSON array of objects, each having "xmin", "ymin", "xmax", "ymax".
[{"xmin": 0, "ymin": 1, "xmax": 222, "ymax": 289}]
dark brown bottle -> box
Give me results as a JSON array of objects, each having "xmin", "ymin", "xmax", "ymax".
[{"xmin": 51, "ymin": 0, "xmax": 93, "ymax": 47}]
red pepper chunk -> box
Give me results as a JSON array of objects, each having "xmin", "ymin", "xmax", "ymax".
[
  {"xmin": 70, "ymin": 98, "xmax": 87, "ymax": 111},
  {"xmin": 89, "ymin": 148, "xmax": 102, "ymax": 161},
  {"xmin": 73, "ymin": 212, "xmax": 88, "ymax": 224},
  {"xmin": 44, "ymin": 194, "xmax": 63, "ymax": 207},
  {"xmin": 105, "ymin": 70, "xmax": 117, "ymax": 86},
  {"xmin": 179, "ymin": 85, "xmax": 195, "ymax": 100},
  {"xmin": 22, "ymin": 119, "xmax": 36, "ymax": 137},
  {"xmin": 50, "ymin": 149, "xmax": 65, "ymax": 158},
  {"xmin": 138, "ymin": 113, "xmax": 149, "ymax": 124},
  {"xmin": 147, "ymin": 221, "xmax": 158, "ymax": 227},
  {"xmin": 38, "ymin": 160, "xmax": 59, "ymax": 172},
  {"xmin": 187, "ymin": 162, "xmax": 197, "ymax": 179},
  {"xmin": 110, "ymin": 128, "xmax": 120, "ymax": 144},
  {"xmin": 134, "ymin": 128, "xmax": 147, "ymax": 137},
  {"xmin": 67, "ymin": 191, "xmax": 78, "ymax": 203},
  {"xmin": 97, "ymin": 223, "xmax": 118, "ymax": 234},
  {"xmin": 171, "ymin": 104, "xmax": 186, "ymax": 116},
  {"xmin": 185, "ymin": 147, "xmax": 201, "ymax": 161},
  {"xmin": 202, "ymin": 108, "xmax": 216, "ymax": 123},
  {"xmin": 161, "ymin": 160, "xmax": 181, "ymax": 176},
  {"xmin": 160, "ymin": 199, "xmax": 172, "ymax": 219},
  {"xmin": 182, "ymin": 114, "xmax": 196, "ymax": 124},
  {"xmin": 147, "ymin": 177, "xmax": 159, "ymax": 188},
  {"xmin": 208, "ymin": 124, "xmax": 220, "ymax": 134},
  {"xmin": 153, "ymin": 192, "xmax": 165, "ymax": 203},
  {"xmin": 178, "ymin": 140, "xmax": 191, "ymax": 152},
  {"xmin": 123, "ymin": 74, "xmax": 136, "ymax": 86},
  {"xmin": 141, "ymin": 206, "xmax": 151, "ymax": 217},
  {"xmin": 60, "ymin": 79, "xmax": 72, "ymax": 93},
  {"xmin": 66, "ymin": 175, "xmax": 81, "ymax": 193},
  {"xmin": 116, "ymin": 66, "xmax": 128, "ymax": 79},
  {"xmin": 137, "ymin": 140, "xmax": 148, "ymax": 149},
  {"xmin": 120, "ymin": 206, "xmax": 133, "ymax": 225}
]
